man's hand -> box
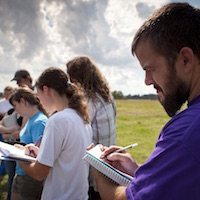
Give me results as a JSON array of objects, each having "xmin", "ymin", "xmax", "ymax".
[{"xmin": 100, "ymin": 145, "xmax": 139, "ymax": 177}]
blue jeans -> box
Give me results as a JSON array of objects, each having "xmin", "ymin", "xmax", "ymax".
[
  {"xmin": 0, "ymin": 134, "xmax": 6, "ymax": 175},
  {"xmin": 0, "ymin": 160, "xmax": 6, "ymax": 175},
  {"xmin": 4, "ymin": 161, "xmax": 16, "ymax": 200}
]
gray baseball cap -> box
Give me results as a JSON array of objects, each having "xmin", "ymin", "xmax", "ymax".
[{"xmin": 11, "ymin": 70, "xmax": 30, "ymax": 81}]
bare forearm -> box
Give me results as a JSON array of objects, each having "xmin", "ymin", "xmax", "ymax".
[
  {"xmin": 18, "ymin": 161, "xmax": 50, "ymax": 181},
  {"xmin": 99, "ymin": 182, "xmax": 127, "ymax": 200},
  {"xmin": 2, "ymin": 131, "xmax": 19, "ymax": 140},
  {"xmin": 0, "ymin": 125, "xmax": 10, "ymax": 134},
  {"xmin": 94, "ymin": 170, "xmax": 128, "ymax": 200},
  {"xmin": 19, "ymin": 162, "xmax": 39, "ymax": 179}
]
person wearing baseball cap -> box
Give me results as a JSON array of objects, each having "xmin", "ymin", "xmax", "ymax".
[{"xmin": 11, "ymin": 69, "xmax": 34, "ymax": 90}]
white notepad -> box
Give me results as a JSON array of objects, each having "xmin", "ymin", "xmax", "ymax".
[
  {"xmin": 0, "ymin": 141, "xmax": 36, "ymax": 162},
  {"xmin": 83, "ymin": 145, "xmax": 133, "ymax": 186}
]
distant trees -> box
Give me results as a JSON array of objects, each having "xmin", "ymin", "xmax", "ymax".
[
  {"xmin": 112, "ymin": 90, "xmax": 158, "ymax": 100},
  {"xmin": 0, "ymin": 90, "xmax": 158, "ymax": 100},
  {"xmin": 126, "ymin": 94, "xmax": 158, "ymax": 100},
  {"xmin": 112, "ymin": 91, "xmax": 124, "ymax": 99}
]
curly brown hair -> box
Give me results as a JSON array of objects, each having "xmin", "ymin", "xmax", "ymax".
[
  {"xmin": 35, "ymin": 67, "xmax": 89, "ymax": 124},
  {"xmin": 66, "ymin": 56, "xmax": 112, "ymax": 102}
]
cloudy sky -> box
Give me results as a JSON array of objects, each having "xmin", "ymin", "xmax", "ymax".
[{"xmin": 0, "ymin": 0, "xmax": 200, "ymax": 95}]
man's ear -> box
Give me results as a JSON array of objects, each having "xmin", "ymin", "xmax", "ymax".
[{"xmin": 179, "ymin": 47, "xmax": 194, "ymax": 73}]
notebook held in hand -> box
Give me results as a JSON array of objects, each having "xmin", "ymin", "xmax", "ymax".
[
  {"xmin": 83, "ymin": 144, "xmax": 133, "ymax": 186},
  {"xmin": 0, "ymin": 141, "xmax": 36, "ymax": 162}
]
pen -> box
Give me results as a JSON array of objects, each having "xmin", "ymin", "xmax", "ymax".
[
  {"xmin": 34, "ymin": 135, "xmax": 43, "ymax": 146},
  {"xmin": 100, "ymin": 143, "xmax": 138, "ymax": 159},
  {"xmin": 30, "ymin": 135, "xmax": 43, "ymax": 154}
]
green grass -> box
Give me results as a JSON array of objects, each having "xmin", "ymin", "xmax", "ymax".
[
  {"xmin": 0, "ymin": 99, "xmax": 186, "ymax": 198},
  {"xmin": 116, "ymin": 99, "xmax": 170, "ymax": 164},
  {"xmin": 0, "ymin": 171, "xmax": 8, "ymax": 200}
]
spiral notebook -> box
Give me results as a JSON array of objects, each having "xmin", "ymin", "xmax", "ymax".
[{"xmin": 83, "ymin": 145, "xmax": 133, "ymax": 186}]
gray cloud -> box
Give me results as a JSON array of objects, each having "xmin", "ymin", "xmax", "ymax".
[
  {"xmin": 0, "ymin": 0, "xmax": 198, "ymax": 95},
  {"xmin": 135, "ymin": 2, "xmax": 156, "ymax": 19},
  {"xmin": 0, "ymin": 0, "xmax": 46, "ymax": 59},
  {"xmin": 51, "ymin": 0, "xmax": 119, "ymax": 64}
]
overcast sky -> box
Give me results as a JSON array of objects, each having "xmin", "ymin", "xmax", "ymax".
[{"xmin": 0, "ymin": 0, "xmax": 200, "ymax": 95}]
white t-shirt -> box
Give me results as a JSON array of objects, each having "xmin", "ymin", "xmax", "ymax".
[
  {"xmin": 37, "ymin": 108, "xmax": 92, "ymax": 200},
  {"xmin": 0, "ymin": 98, "xmax": 13, "ymax": 113}
]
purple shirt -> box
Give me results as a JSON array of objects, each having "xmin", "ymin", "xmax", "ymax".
[{"xmin": 126, "ymin": 95, "xmax": 200, "ymax": 200}]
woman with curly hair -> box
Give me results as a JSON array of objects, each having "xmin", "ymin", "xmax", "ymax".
[{"xmin": 67, "ymin": 56, "xmax": 117, "ymax": 200}]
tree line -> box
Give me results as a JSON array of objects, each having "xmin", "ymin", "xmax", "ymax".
[
  {"xmin": 0, "ymin": 91, "xmax": 158, "ymax": 100},
  {"xmin": 112, "ymin": 90, "xmax": 158, "ymax": 100}
]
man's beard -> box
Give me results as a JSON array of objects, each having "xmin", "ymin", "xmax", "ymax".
[{"xmin": 157, "ymin": 74, "xmax": 189, "ymax": 117}]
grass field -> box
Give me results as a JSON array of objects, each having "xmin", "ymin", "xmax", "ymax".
[
  {"xmin": 115, "ymin": 99, "xmax": 170, "ymax": 164},
  {"xmin": 0, "ymin": 99, "xmax": 176, "ymax": 199}
]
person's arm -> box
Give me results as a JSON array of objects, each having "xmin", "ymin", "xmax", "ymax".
[
  {"xmin": 11, "ymin": 130, "xmax": 20, "ymax": 139},
  {"xmin": 13, "ymin": 142, "xmax": 50, "ymax": 181},
  {"xmin": 1, "ymin": 128, "xmax": 20, "ymax": 141},
  {"xmin": 0, "ymin": 124, "xmax": 20, "ymax": 134},
  {"xmin": 18, "ymin": 160, "xmax": 50, "ymax": 181},
  {"xmin": 92, "ymin": 167, "xmax": 128, "ymax": 200}
]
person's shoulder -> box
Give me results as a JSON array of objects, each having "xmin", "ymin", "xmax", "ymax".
[
  {"xmin": 31, "ymin": 111, "xmax": 48, "ymax": 123},
  {"xmin": 0, "ymin": 98, "xmax": 6, "ymax": 104},
  {"xmin": 92, "ymin": 93, "xmax": 105, "ymax": 105},
  {"xmin": 49, "ymin": 108, "xmax": 73, "ymax": 118},
  {"xmin": 38, "ymin": 111, "xmax": 48, "ymax": 118},
  {"xmin": 46, "ymin": 110, "xmax": 72, "ymax": 132}
]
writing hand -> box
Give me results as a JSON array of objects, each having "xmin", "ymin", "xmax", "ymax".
[
  {"xmin": 101, "ymin": 145, "xmax": 138, "ymax": 177},
  {"xmin": 24, "ymin": 144, "xmax": 39, "ymax": 158}
]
